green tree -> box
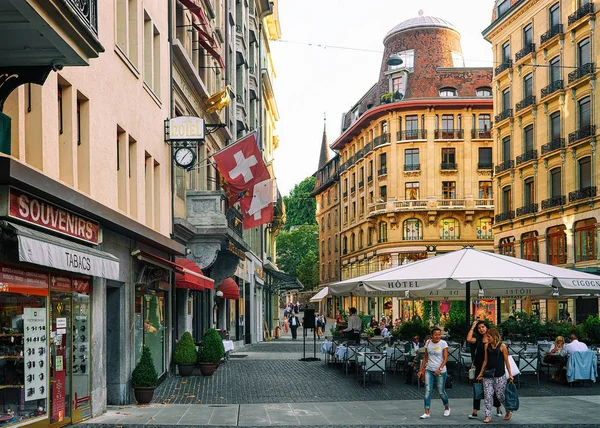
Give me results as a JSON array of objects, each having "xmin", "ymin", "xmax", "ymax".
[
  {"xmin": 276, "ymin": 224, "xmax": 318, "ymax": 280},
  {"xmin": 296, "ymin": 250, "xmax": 319, "ymax": 290},
  {"xmin": 283, "ymin": 176, "xmax": 317, "ymax": 230}
]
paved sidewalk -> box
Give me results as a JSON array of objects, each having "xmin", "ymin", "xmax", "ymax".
[{"xmin": 77, "ymin": 396, "xmax": 600, "ymax": 427}]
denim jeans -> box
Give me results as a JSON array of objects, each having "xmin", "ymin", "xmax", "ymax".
[{"xmin": 424, "ymin": 370, "xmax": 449, "ymax": 410}]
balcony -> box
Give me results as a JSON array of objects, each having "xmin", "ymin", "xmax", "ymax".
[
  {"xmin": 541, "ymin": 80, "xmax": 563, "ymax": 98},
  {"xmin": 516, "ymin": 149, "xmax": 538, "ymax": 165},
  {"xmin": 495, "ymin": 160, "xmax": 514, "ymax": 174},
  {"xmin": 472, "ymin": 129, "xmax": 492, "ymax": 139},
  {"xmin": 475, "ymin": 199, "xmax": 494, "ymax": 207},
  {"xmin": 568, "ymin": 63, "xmax": 595, "ymax": 84},
  {"xmin": 568, "ymin": 2, "xmax": 595, "ymax": 26},
  {"xmin": 495, "ymin": 60, "xmax": 513, "ymax": 76},
  {"xmin": 495, "ymin": 108, "xmax": 513, "ymax": 123},
  {"xmin": 541, "ymin": 195, "xmax": 566, "ymax": 210},
  {"xmin": 495, "ymin": 211, "xmax": 515, "ymax": 223},
  {"xmin": 478, "ymin": 162, "xmax": 493, "ymax": 169},
  {"xmin": 541, "ymin": 24, "xmax": 563, "ymax": 45},
  {"xmin": 364, "ymin": 142, "xmax": 373, "ymax": 153},
  {"xmin": 392, "ymin": 200, "xmax": 428, "ymax": 211},
  {"xmin": 568, "ymin": 125, "xmax": 596, "ymax": 144},
  {"xmin": 378, "ymin": 167, "xmax": 388, "ymax": 176},
  {"xmin": 516, "ymin": 203, "xmax": 538, "ymax": 217},
  {"xmin": 373, "ymin": 133, "xmax": 391, "ymax": 147},
  {"xmin": 569, "ymin": 186, "xmax": 597, "ymax": 202},
  {"xmin": 516, "ymin": 95, "xmax": 536, "ymax": 112},
  {"xmin": 434, "ymin": 129, "xmax": 464, "ymax": 140},
  {"xmin": 541, "ymin": 137, "xmax": 565, "ymax": 155},
  {"xmin": 515, "ymin": 43, "xmax": 535, "ymax": 62},
  {"xmin": 358, "ymin": 180, "xmax": 364, "ymax": 188},
  {"xmin": 342, "ymin": 249, "xmax": 348, "ymax": 255},
  {"xmin": 441, "ymin": 162, "xmax": 457, "ymax": 170},
  {"xmin": 397, "ymin": 130, "xmax": 427, "ymax": 140},
  {"xmin": 404, "ymin": 164, "xmax": 420, "ymax": 171},
  {"xmin": 350, "ymin": 186, "xmax": 356, "ymax": 194},
  {"xmin": 342, "ymin": 191, "xmax": 348, "ymax": 198},
  {"xmin": 355, "ymin": 149, "xmax": 364, "ymax": 161},
  {"xmin": 367, "ymin": 175, "xmax": 373, "ymax": 183},
  {"xmin": 438, "ymin": 199, "xmax": 466, "ymax": 208}
]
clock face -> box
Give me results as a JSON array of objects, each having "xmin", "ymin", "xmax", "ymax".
[{"xmin": 174, "ymin": 147, "xmax": 196, "ymax": 168}]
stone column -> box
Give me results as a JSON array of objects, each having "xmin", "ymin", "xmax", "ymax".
[{"xmin": 566, "ymin": 227, "xmax": 575, "ymax": 265}]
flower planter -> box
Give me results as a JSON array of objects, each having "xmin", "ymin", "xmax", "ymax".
[
  {"xmin": 198, "ymin": 362, "xmax": 217, "ymax": 377},
  {"xmin": 178, "ymin": 363, "xmax": 195, "ymax": 377},
  {"xmin": 134, "ymin": 387, "xmax": 155, "ymax": 404}
]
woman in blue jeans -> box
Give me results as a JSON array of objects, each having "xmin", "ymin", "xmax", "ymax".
[{"xmin": 417, "ymin": 327, "xmax": 450, "ymax": 419}]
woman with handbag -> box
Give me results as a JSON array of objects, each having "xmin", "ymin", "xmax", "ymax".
[
  {"xmin": 417, "ymin": 327, "xmax": 450, "ymax": 419},
  {"xmin": 466, "ymin": 320, "xmax": 502, "ymax": 419},
  {"xmin": 476, "ymin": 328, "xmax": 514, "ymax": 423}
]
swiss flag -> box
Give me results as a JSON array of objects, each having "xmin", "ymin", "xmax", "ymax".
[
  {"xmin": 213, "ymin": 131, "xmax": 270, "ymax": 206},
  {"xmin": 241, "ymin": 203, "xmax": 274, "ymax": 229}
]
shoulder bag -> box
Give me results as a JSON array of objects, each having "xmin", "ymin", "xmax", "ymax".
[{"xmin": 468, "ymin": 364, "xmax": 476, "ymax": 380}]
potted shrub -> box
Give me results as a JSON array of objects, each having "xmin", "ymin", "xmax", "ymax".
[
  {"xmin": 132, "ymin": 345, "xmax": 158, "ymax": 404},
  {"xmin": 174, "ymin": 332, "xmax": 197, "ymax": 376},
  {"xmin": 380, "ymin": 93, "xmax": 393, "ymax": 104},
  {"xmin": 197, "ymin": 328, "xmax": 225, "ymax": 377}
]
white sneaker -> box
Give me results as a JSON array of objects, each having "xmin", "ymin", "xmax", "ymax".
[
  {"xmin": 444, "ymin": 408, "xmax": 451, "ymax": 417},
  {"xmin": 420, "ymin": 413, "xmax": 430, "ymax": 419}
]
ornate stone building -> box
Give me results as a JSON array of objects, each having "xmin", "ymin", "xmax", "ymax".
[{"xmin": 483, "ymin": 0, "xmax": 600, "ymax": 323}]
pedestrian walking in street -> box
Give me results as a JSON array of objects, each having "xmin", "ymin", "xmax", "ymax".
[
  {"xmin": 466, "ymin": 319, "xmax": 502, "ymax": 419},
  {"xmin": 418, "ymin": 327, "xmax": 450, "ymax": 419},
  {"xmin": 282, "ymin": 315, "xmax": 289, "ymax": 335},
  {"xmin": 476, "ymin": 328, "xmax": 513, "ymax": 423},
  {"xmin": 289, "ymin": 312, "xmax": 300, "ymax": 340}
]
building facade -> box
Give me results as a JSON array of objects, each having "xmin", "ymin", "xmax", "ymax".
[
  {"xmin": 483, "ymin": 0, "xmax": 600, "ymax": 323},
  {"xmin": 314, "ymin": 14, "xmax": 495, "ymax": 321}
]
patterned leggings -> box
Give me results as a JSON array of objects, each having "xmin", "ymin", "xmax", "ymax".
[{"xmin": 482, "ymin": 376, "xmax": 507, "ymax": 418}]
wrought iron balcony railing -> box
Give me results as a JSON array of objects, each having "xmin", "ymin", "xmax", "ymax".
[
  {"xmin": 568, "ymin": 62, "xmax": 595, "ymax": 83},
  {"xmin": 541, "ymin": 195, "xmax": 566, "ymax": 210},
  {"xmin": 495, "ymin": 211, "xmax": 515, "ymax": 223},
  {"xmin": 404, "ymin": 164, "xmax": 420, "ymax": 171},
  {"xmin": 358, "ymin": 180, "xmax": 364, "ymax": 188},
  {"xmin": 495, "ymin": 60, "xmax": 513, "ymax": 76},
  {"xmin": 367, "ymin": 175, "xmax": 373, "ymax": 182},
  {"xmin": 541, "ymin": 137, "xmax": 565, "ymax": 154},
  {"xmin": 516, "ymin": 149, "xmax": 538, "ymax": 165},
  {"xmin": 235, "ymin": 24, "xmax": 242, "ymax": 34},
  {"xmin": 350, "ymin": 186, "xmax": 356, "ymax": 193},
  {"xmin": 541, "ymin": 24, "xmax": 563, "ymax": 44},
  {"xmin": 478, "ymin": 162, "xmax": 493, "ymax": 169},
  {"xmin": 472, "ymin": 129, "xmax": 492, "ymax": 139},
  {"xmin": 568, "ymin": 125, "xmax": 596, "ymax": 144},
  {"xmin": 516, "ymin": 203, "xmax": 538, "ymax": 217},
  {"xmin": 569, "ymin": 186, "xmax": 597, "ymax": 202},
  {"xmin": 66, "ymin": 0, "xmax": 98, "ymax": 35},
  {"xmin": 568, "ymin": 2, "xmax": 595, "ymax": 26},
  {"xmin": 495, "ymin": 108, "xmax": 513, "ymax": 123},
  {"xmin": 354, "ymin": 149, "xmax": 364, "ymax": 161},
  {"xmin": 373, "ymin": 133, "xmax": 391, "ymax": 147},
  {"xmin": 516, "ymin": 95, "xmax": 536, "ymax": 112},
  {"xmin": 378, "ymin": 167, "xmax": 388, "ymax": 176},
  {"xmin": 541, "ymin": 80, "xmax": 563, "ymax": 98},
  {"xmin": 515, "ymin": 43, "xmax": 536, "ymax": 61},
  {"xmin": 495, "ymin": 159, "xmax": 514, "ymax": 174},
  {"xmin": 434, "ymin": 129, "xmax": 464, "ymax": 140},
  {"xmin": 342, "ymin": 191, "xmax": 348, "ymax": 198},
  {"xmin": 397, "ymin": 130, "xmax": 427, "ymax": 140},
  {"xmin": 364, "ymin": 142, "xmax": 373, "ymax": 153},
  {"xmin": 441, "ymin": 162, "xmax": 457, "ymax": 170}
]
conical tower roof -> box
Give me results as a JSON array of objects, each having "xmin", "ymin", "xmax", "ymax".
[{"xmin": 317, "ymin": 114, "xmax": 330, "ymax": 168}]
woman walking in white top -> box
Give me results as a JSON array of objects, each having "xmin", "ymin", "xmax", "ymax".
[{"xmin": 418, "ymin": 327, "xmax": 450, "ymax": 419}]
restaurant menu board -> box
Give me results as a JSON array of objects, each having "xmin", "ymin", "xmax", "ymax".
[{"xmin": 24, "ymin": 308, "xmax": 47, "ymax": 401}]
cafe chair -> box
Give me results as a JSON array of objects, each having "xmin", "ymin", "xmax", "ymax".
[
  {"xmin": 567, "ymin": 350, "xmax": 598, "ymax": 387},
  {"xmin": 517, "ymin": 348, "xmax": 539, "ymax": 388},
  {"xmin": 458, "ymin": 349, "xmax": 472, "ymax": 381},
  {"xmin": 359, "ymin": 353, "xmax": 387, "ymax": 387}
]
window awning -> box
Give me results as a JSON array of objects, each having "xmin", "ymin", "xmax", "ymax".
[
  {"xmin": 175, "ymin": 257, "xmax": 214, "ymax": 291},
  {"xmin": 310, "ymin": 286, "xmax": 329, "ymax": 302},
  {"xmin": 217, "ymin": 277, "xmax": 240, "ymax": 299},
  {"xmin": 1, "ymin": 221, "xmax": 120, "ymax": 280},
  {"xmin": 179, "ymin": 0, "xmax": 225, "ymax": 69},
  {"xmin": 263, "ymin": 262, "xmax": 304, "ymax": 291},
  {"xmin": 131, "ymin": 249, "xmax": 183, "ymax": 273}
]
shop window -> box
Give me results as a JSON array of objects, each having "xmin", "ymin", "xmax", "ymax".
[
  {"xmin": 499, "ymin": 236, "xmax": 515, "ymax": 257},
  {"xmin": 477, "ymin": 217, "xmax": 493, "ymax": 239},
  {"xmin": 439, "ymin": 218, "xmax": 460, "ymax": 240},
  {"xmin": 574, "ymin": 218, "xmax": 596, "ymax": 262},
  {"xmin": 547, "ymin": 225, "xmax": 567, "ymax": 265},
  {"xmin": 521, "ymin": 231, "xmax": 539, "ymax": 261},
  {"xmin": 135, "ymin": 289, "xmax": 166, "ymax": 377},
  {"xmin": 403, "ymin": 218, "xmax": 422, "ymax": 241}
]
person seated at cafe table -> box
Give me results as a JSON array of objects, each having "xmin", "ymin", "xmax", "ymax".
[
  {"xmin": 405, "ymin": 335, "xmax": 424, "ymax": 355},
  {"xmin": 381, "ymin": 322, "xmax": 391, "ymax": 337},
  {"xmin": 545, "ymin": 336, "xmax": 567, "ymax": 383},
  {"xmin": 565, "ymin": 333, "xmax": 588, "ymax": 353}
]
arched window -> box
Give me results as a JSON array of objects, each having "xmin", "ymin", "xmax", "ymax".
[
  {"xmin": 476, "ymin": 87, "xmax": 492, "ymax": 97},
  {"xmin": 359, "ymin": 229, "xmax": 364, "ymax": 249},
  {"xmin": 321, "ymin": 240, "xmax": 325, "ymax": 256},
  {"xmin": 327, "ymin": 213, "xmax": 331, "ymax": 229},
  {"xmin": 368, "ymin": 227, "xmax": 375, "ymax": 246},
  {"xmin": 350, "ymin": 233, "xmax": 355, "ymax": 252},
  {"xmin": 574, "ymin": 218, "xmax": 596, "ymax": 262},
  {"xmin": 439, "ymin": 218, "xmax": 460, "ymax": 240},
  {"xmin": 547, "ymin": 225, "xmax": 566, "ymax": 265},
  {"xmin": 499, "ymin": 236, "xmax": 515, "ymax": 257},
  {"xmin": 521, "ymin": 231, "xmax": 539, "ymax": 261},
  {"xmin": 327, "ymin": 238, "xmax": 331, "ymax": 254},
  {"xmin": 439, "ymin": 87, "xmax": 458, "ymax": 97},
  {"xmin": 477, "ymin": 217, "xmax": 493, "ymax": 240},
  {"xmin": 342, "ymin": 236, "xmax": 348, "ymax": 254},
  {"xmin": 379, "ymin": 222, "xmax": 388, "ymax": 243},
  {"xmin": 403, "ymin": 218, "xmax": 422, "ymax": 240}
]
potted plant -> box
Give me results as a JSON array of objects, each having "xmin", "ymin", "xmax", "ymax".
[
  {"xmin": 174, "ymin": 332, "xmax": 197, "ymax": 377},
  {"xmin": 131, "ymin": 345, "xmax": 158, "ymax": 404},
  {"xmin": 197, "ymin": 328, "xmax": 225, "ymax": 377},
  {"xmin": 380, "ymin": 93, "xmax": 394, "ymax": 104}
]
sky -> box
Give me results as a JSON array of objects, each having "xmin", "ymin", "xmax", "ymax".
[{"xmin": 271, "ymin": 0, "xmax": 497, "ymax": 196}]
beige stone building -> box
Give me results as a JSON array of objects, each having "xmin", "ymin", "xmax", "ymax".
[{"xmin": 483, "ymin": 0, "xmax": 600, "ymax": 323}]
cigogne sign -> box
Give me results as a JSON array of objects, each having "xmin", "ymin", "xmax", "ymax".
[
  {"xmin": 6, "ymin": 187, "xmax": 99, "ymax": 244},
  {"xmin": 169, "ymin": 116, "xmax": 205, "ymax": 140}
]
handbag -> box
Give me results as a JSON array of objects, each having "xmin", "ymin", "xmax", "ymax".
[
  {"xmin": 473, "ymin": 382, "xmax": 484, "ymax": 400},
  {"xmin": 483, "ymin": 368, "xmax": 496, "ymax": 378},
  {"xmin": 505, "ymin": 381, "xmax": 519, "ymax": 411},
  {"xmin": 468, "ymin": 364, "xmax": 476, "ymax": 380}
]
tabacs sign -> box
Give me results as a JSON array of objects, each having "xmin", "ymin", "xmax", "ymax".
[{"xmin": 169, "ymin": 116, "xmax": 205, "ymax": 140}]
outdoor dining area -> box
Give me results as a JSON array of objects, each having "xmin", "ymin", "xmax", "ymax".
[{"xmin": 313, "ymin": 248, "xmax": 600, "ymax": 388}]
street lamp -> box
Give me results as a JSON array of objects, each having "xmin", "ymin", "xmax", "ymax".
[{"xmin": 387, "ymin": 54, "xmax": 403, "ymax": 66}]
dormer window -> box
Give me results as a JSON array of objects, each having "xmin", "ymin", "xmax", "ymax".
[
  {"xmin": 497, "ymin": 0, "xmax": 510, "ymax": 17},
  {"xmin": 439, "ymin": 87, "xmax": 458, "ymax": 97},
  {"xmin": 476, "ymin": 87, "xmax": 493, "ymax": 97}
]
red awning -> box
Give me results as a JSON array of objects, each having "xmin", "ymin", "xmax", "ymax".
[
  {"xmin": 217, "ymin": 277, "xmax": 240, "ymax": 299},
  {"xmin": 191, "ymin": 22, "xmax": 225, "ymax": 68},
  {"xmin": 132, "ymin": 250, "xmax": 184, "ymax": 272},
  {"xmin": 175, "ymin": 258, "xmax": 214, "ymax": 291}
]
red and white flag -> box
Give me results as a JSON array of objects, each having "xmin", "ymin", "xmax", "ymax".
[
  {"xmin": 239, "ymin": 179, "xmax": 275, "ymax": 229},
  {"xmin": 213, "ymin": 131, "xmax": 270, "ymax": 206},
  {"xmin": 242, "ymin": 202, "xmax": 273, "ymax": 229}
]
